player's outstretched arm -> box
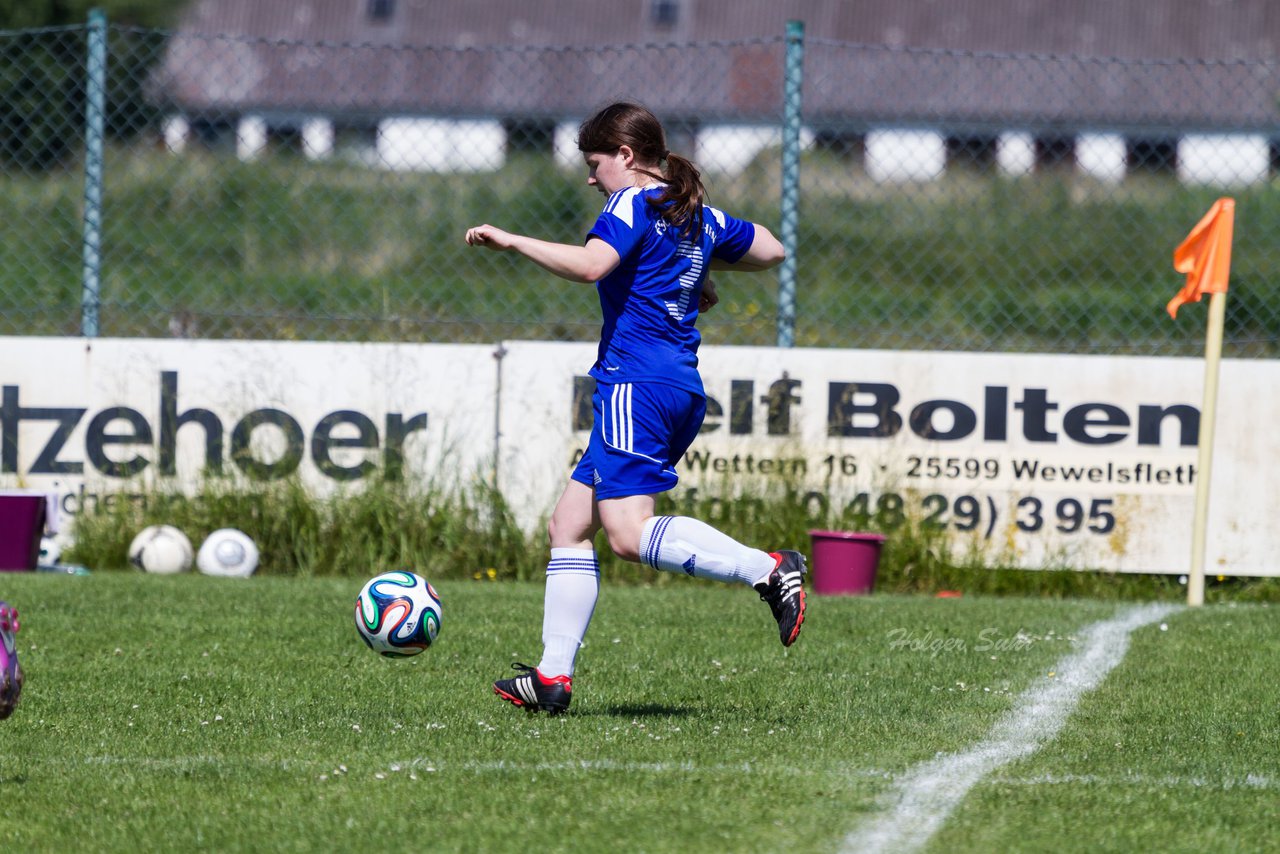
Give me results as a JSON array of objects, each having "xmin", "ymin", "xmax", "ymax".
[
  {"xmin": 465, "ymin": 225, "xmax": 620, "ymax": 283},
  {"xmin": 709, "ymin": 224, "xmax": 786, "ymax": 272}
]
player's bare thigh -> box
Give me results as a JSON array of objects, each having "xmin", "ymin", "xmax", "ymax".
[{"xmin": 548, "ymin": 479, "xmax": 602, "ymax": 550}]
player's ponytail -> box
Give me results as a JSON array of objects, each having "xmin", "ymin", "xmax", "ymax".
[
  {"xmin": 577, "ymin": 101, "xmax": 707, "ymax": 237},
  {"xmin": 657, "ymin": 151, "xmax": 705, "ymax": 238}
]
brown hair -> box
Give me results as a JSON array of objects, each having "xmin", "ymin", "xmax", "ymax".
[{"xmin": 577, "ymin": 101, "xmax": 706, "ymax": 236}]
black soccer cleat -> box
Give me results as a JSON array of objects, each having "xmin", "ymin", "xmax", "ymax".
[
  {"xmin": 493, "ymin": 663, "xmax": 572, "ymax": 714},
  {"xmin": 755, "ymin": 551, "xmax": 808, "ymax": 647}
]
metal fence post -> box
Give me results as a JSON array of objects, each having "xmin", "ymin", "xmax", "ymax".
[
  {"xmin": 776, "ymin": 20, "xmax": 804, "ymax": 348},
  {"xmin": 81, "ymin": 8, "xmax": 107, "ymax": 338}
]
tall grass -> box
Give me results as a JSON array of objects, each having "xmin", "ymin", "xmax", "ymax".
[
  {"xmin": 68, "ymin": 474, "xmax": 545, "ymax": 582},
  {"xmin": 64, "ymin": 475, "xmax": 1280, "ymax": 602}
]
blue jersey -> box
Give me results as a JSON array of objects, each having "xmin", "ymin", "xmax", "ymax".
[{"xmin": 586, "ymin": 185, "xmax": 756, "ymax": 396}]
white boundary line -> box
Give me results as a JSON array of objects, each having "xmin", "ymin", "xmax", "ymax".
[{"xmin": 840, "ymin": 602, "xmax": 1182, "ymax": 854}]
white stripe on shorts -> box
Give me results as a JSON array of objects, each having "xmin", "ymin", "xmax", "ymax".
[
  {"xmin": 607, "ymin": 383, "xmax": 633, "ymax": 452},
  {"xmin": 599, "ymin": 382, "xmax": 668, "ymax": 467}
]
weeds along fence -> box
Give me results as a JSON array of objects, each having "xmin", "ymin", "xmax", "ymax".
[{"xmin": 4, "ymin": 16, "xmax": 1280, "ymax": 356}]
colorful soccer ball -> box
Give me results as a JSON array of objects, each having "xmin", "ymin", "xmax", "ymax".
[
  {"xmin": 196, "ymin": 528, "xmax": 260, "ymax": 578},
  {"xmin": 127, "ymin": 525, "xmax": 194, "ymax": 574},
  {"xmin": 354, "ymin": 571, "xmax": 442, "ymax": 657}
]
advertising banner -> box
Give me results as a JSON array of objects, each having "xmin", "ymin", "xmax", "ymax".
[
  {"xmin": 3, "ymin": 337, "xmax": 1275, "ymax": 575},
  {"xmin": 497, "ymin": 342, "xmax": 1276, "ymax": 576},
  {"xmin": 1, "ymin": 337, "xmax": 498, "ymax": 518}
]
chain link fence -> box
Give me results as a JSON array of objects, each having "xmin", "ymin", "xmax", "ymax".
[{"xmin": 4, "ymin": 18, "xmax": 1280, "ymax": 355}]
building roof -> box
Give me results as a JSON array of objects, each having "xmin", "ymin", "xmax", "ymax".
[
  {"xmin": 155, "ymin": 1, "xmax": 1280, "ymax": 131},
  {"xmin": 170, "ymin": 0, "xmax": 1280, "ymax": 59}
]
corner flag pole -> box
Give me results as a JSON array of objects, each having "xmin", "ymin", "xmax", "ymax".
[
  {"xmin": 1186, "ymin": 289, "xmax": 1225, "ymax": 607},
  {"xmin": 1167, "ymin": 197, "xmax": 1234, "ymax": 607}
]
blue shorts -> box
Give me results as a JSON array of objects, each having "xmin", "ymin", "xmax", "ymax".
[{"xmin": 571, "ymin": 381, "xmax": 706, "ymax": 500}]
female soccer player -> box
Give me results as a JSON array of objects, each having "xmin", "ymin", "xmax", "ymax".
[{"xmin": 465, "ymin": 102, "xmax": 806, "ymax": 714}]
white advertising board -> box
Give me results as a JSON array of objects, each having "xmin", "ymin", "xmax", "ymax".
[
  {"xmin": 497, "ymin": 342, "xmax": 1278, "ymax": 577},
  {"xmin": 2, "ymin": 337, "xmax": 1276, "ymax": 576},
  {"xmin": 1, "ymin": 337, "xmax": 498, "ymax": 518}
]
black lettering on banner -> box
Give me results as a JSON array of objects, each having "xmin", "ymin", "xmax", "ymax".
[
  {"xmin": 159, "ymin": 370, "xmax": 223, "ymax": 475},
  {"xmin": 7, "ymin": 370, "xmax": 435, "ymax": 483},
  {"xmin": 312, "ymin": 410, "xmax": 379, "ymax": 481},
  {"xmin": 984, "ymin": 386, "xmax": 1008, "ymax": 441},
  {"xmin": 763, "ymin": 378, "xmax": 801, "ymax": 435},
  {"xmin": 231, "ymin": 409, "xmax": 305, "ymax": 480},
  {"xmin": 803, "ymin": 490, "xmax": 828, "ymax": 519},
  {"xmin": 1014, "ymin": 388, "xmax": 1058, "ymax": 442},
  {"xmin": 572, "ymin": 376, "xmax": 595, "ymax": 432},
  {"xmin": 86, "ymin": 407, "xmax": 152, "ymax": 478},
  {"xmin": 30, "ymin": 411, "xmax": 85, "ymax": 474},
  {"xmin": 828, "ymin": 382, "xmax": 902, "ymax": 437},
  {"xmin": 1063, "ymin": 403, "xmax": 1128, "ymax": 445},
  {"xmin": 384, "ymin": 412, "xmax": 428, "ymax": 480},
  {"xmin": 699, "ymin": 380, "xmax": 763, "ymax": 436},
  {"xmin": 1017, "ymin": 497, "xmax": 1044, "ymax": 531},
  {"xmin": 837, "ymin": 489, "xmax": 1125, "ymax": 541},
  {"xmin": 1, "ymin": 385, "xmax": 86, "ymax": 474},
  {"xmin": 1136, "ymin": 404, "xmax": 1199, "ymax": 447},
  {"xmin": 730, "ymin": 380, "xmax": 754, "ymax": 434},
  {"xmin": 701, "ymin": 395, "xmax": 723, "ymax": 434},
  {"xmin": 909, "ymin": 399, "xmax": 977, "ymax": 441}
]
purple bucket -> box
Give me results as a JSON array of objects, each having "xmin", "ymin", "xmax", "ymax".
[
  {"xmin": 0, "ymin": 495, "xmax": 47, "ymax": 571},
  {"xmin": 807, "ymin": 530, "xmax": 886, "ymax": 596}
]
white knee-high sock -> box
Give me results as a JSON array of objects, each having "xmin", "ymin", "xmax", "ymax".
[
  {"xmin": 538, "ymin": 548, "xmax": 600, "ymax": 678},
  {"xmin": 638, "ymin": 516, "xmax": 777, "ymax": 586}
]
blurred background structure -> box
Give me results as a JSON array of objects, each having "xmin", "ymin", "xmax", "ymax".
[{"xmin": 4, "ymin": 0, "xmax": 1280, "ymax": 355}]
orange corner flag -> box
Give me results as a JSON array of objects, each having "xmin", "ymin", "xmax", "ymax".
[{"xmin": 1168, "ymin": 198, "xmax": 1235, "ymax": 319}]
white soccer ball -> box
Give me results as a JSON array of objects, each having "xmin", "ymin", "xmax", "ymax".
[
  {"xmin": 196, "ymin": 528, "xmax": 260, "ymax": 578},
  {"xmin": 354, "ymin": 570, "xmax": 443, "ymax": 657},
  {"xmin": 127, "ymin": 525, "xmax": 194, "ymax": 574},
  {"xmin": 38, "ymin": 536, "xmax": 62, "ymax": 566}
]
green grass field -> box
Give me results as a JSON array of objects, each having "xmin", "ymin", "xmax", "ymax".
[{"xmin": 1, "ymin": 572, "xmax": 1275, "ymax": 852}]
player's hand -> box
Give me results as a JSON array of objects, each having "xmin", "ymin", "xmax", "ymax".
[
  {"xmin": 699, "ymin": 279, "xmax": 720, "ymax": 313},
  {"xmin": 465, "ymin": 224, "xmax": 516, "ymax": 250}
]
